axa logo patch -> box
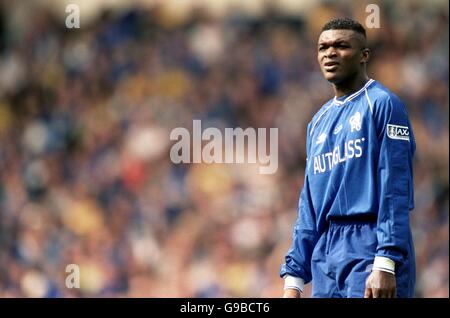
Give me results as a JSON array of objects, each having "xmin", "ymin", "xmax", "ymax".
[
  {"xmin": 349, "ymin": 112, "xmax": 362, "ymax": 132},
  {"xmin": 387, "ymin": 124, "xmax": 410, "ymax": 141},
  {"xmin": 316, "ymin": 132, "xmax": 327, "ymax": 145}
]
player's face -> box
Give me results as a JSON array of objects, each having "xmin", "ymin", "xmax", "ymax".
[{"xmin": 317, "ymin": 29, "xmax": 366, "ymax": 84}]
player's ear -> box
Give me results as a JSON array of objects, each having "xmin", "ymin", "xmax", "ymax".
[{"xmin": 361, "ymin": 48, "xmax": 370, "ymax": 64}]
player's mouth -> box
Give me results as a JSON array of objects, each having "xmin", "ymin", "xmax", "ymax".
[{"xmin": 324, "ymin": 61, "xmax": 339, "ymax": 71}]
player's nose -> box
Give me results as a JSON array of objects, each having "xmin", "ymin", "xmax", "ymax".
[{"xmin": 325, "ymin": 47, "xmax": 338, "ymax": 58}]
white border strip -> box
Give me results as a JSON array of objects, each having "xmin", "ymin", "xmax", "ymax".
[
  {"xmin": 333, "ymin": 79, "xmax": 374, "ymax": 105},
  {"xmin": 373, "ymin": 256, "xmax": 396, "ymax": 275},
  {"xmin": 284, "ymin": 275, "xmax": 305, "ymax": 292},
  {"xmin": 309, "ymin": 102, "xmax": 334, "ymax": 137},
  {"xmin": 365, "ymin": 88, "xmax": 373, "ymax": 114},
  {"xmin": 310, "ymin": 79, "xmax": 375, "ymax": 137}
]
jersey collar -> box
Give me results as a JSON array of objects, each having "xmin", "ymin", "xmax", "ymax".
[{"xmin": 333, "ymin": 79, "xmax": 375, "ymax": 106}]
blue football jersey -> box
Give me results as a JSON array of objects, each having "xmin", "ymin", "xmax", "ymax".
[{"xmin": 280, "ymin": 79, "xmax": 416, "ymax": 283}]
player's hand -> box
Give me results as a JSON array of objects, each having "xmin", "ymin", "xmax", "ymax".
[
  {"xmin": 283, "ymin": 288, "xmax": 302, "ymax": 298},
  {"xmin": 364, "ymin": 270, "xmax": 396, "ymax": 298}
]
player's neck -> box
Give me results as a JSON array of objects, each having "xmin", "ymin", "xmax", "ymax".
[{"xmin": 332, "ymin": 73, "xmax": 369, "ymax": 98}]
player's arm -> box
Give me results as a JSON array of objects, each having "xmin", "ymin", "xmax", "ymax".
[
  {"xmin": 281, "ymin": 173, "xmax": 318, "ymax": 298},
  {"xmin": 365, "ymin": 95, "xmax": 416, "ymax": 298},
  {"xmin": 281, "ymin": 124, "xmax": 319, "ymax": 298}
]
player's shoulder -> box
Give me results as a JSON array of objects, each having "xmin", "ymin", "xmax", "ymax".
[
  {"xmin": 367, "ymin": 80, "xmax": 406, "ymax": 109},
  {"xmin": 309, "ymin": 98, "xmax": 334, "ymax": 126}
]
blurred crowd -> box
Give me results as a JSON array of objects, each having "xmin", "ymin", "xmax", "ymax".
[{"xmin": 0, "ymin": 0, "xmax": 448, "ymax": 297}]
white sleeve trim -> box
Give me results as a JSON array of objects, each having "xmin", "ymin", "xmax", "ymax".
[
  {"xmin": 365, "ymin": 88, "xmax": 373, "ymax": 114},
  {"xmin": 373, "ymin": 256, "xmax": 396, "ymax": 275},
  {"xmin": 284, "ymin": 275, "xmax": 305, "ymax": 293}
]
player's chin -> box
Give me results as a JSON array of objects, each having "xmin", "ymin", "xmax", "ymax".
[{"xmin": 324, "ymin": 72, "xmax": 341, "ymax": 83}]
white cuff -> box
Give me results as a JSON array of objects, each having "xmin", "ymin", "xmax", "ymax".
[
  {"xmin": 372, "ymin": 256, "xmax": 395, "ymax": 275},
  {"xmin": 284, "ymin": 275, "xmax": 305, "ymax": 293}
]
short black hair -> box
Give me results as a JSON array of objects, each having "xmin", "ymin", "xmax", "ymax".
[{"xmin": 322, "ymin": 18, "xmax": 366, "ymax": 39}]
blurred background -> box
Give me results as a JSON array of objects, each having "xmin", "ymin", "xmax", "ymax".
[{"xmin": 0, "ymin": 0, "xmax": 447, "ymax": 297}]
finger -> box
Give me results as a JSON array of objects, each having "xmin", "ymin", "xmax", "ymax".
[
  {"xmin": 377, "ymin": 289, "xmax": 388, "ymax": 298},
  {"xmin": 372, "ymin": 288, "xmax": 380, "ymax": 298},
  {"xmin": 386, "ymin": 289, "xmax": 392, "ymax": 298},
  {"xmin": 385, "ymin": 287, "xmax": 395, "ymax": 298},
  {"xmin": 381, "ymin": 289, "xmax": 389, "ymax": 298},
  {"xmin": 391, "ymin": 288, "xmax": 397, "ymax": 298},
  {"xmin": 364, "ymin": 287, "xmax": 372, "ymax": 298}
]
